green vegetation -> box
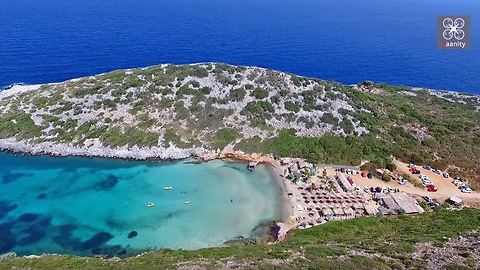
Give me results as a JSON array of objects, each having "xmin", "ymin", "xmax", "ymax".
[
  {"xmin": 1, "ymin": 209, "xmax": 479, "ymax": 269},
  {"xmin": 0, "ymin": 112, "xmax": 43, "ymax": 140},
  {"xmin": 284, "ymin": 101, "xmax": 300, "ymax": 113},
  {"xmin": 321, "ymin": 112, "xmax": 339, "ymax": 125},
  {"xmin": 250, "ymin": 88, "xmax": 269, "ymax": 99},
  {"xmin": 228, "ymin": 87, "xmax": 247, "ymax": 101},
  {"xmin": 241, "ymin": 101, "xmax": 275, "ymax": 120},
  {"xmin": 237, "ymin": 129, "xmax": 392, "ymax": 166},
  {"xmin": 211, "ymin": 128, "xmax": 240, "ymax": 149},
  {"xmin": 341, "ymin": 83, "xmax": 480, "ymax": 189}
]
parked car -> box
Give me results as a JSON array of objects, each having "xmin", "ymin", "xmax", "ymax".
[
  {"xmin": 399, "ymin": 179, "xmax": 408, "ymax": 185},
  {"xmin": 428, "ymin": 201, "xmax": 440, "ymax": 207},
  {"xmin": 422, "ymin": 179, "xmax": 432, "ymax": 185},
  {"xmin": 422, "ymin": 196, "xmax": 432, "ymax": 202},
  {"xmin": 443, "ymin": 172, "xmax": 450, "ymax": 178},
  {"xmin": 452, "ymin": 179, "xmax": 462, "ymax": 185},
  {"xmin": 410, "ymin": 168, "xmax": 420, "ymax": 174},
  {"xmin": 408, "ymin": 164, "xmax": 416, "ymax": 168},
  {"xmin": 432, "ymin": 169, "xmax": 441, "ymax": 174},
  {"xmin": 347, "ymin": 176, "xmax": 354, "ymax": 185},
  {"xmin": 420, "ymin": 174, "xmax": 429, "ymax": 181},
  {"xmin": 423, "ymin": 165, "xmax": 431, "ymax": 170},
  {"xmin": 426, "ymin": 184, "xmax": 438, "ymax": 192},
  {"xmin": 461, "ymin": 187, "xmax": 472, "ymax": 193}
]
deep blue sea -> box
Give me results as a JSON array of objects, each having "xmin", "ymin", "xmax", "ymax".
[
  {"xmin": 0, "ymin": 153, "xmax": 284, "ymax": 256},
  {"xmin": 0, "ymin": 0, "xmax": 479, "ymax": 93}
]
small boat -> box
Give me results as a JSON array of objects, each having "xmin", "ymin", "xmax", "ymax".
[
  {"xmin": 163, "ymin": 186, "xmax": 173, "ymax": 190},
  {"xmin": 184, "ymin": 200, "xmax": 191, "ymax": 205},
  {"xmin": 147, "ymin": 202, "xmax": 155, "ymax": 208}
]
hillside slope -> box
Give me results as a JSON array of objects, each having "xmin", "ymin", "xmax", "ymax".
[
  {"xmin": 1, "ymin": 209, "xmax": 479, "ymax": 270},
  {"xmin": 0, "ymin": 63, "xmax": 479, "ymax": 187}
]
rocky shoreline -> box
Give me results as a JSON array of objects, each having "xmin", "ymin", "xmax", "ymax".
[
  {"xmin": 0, "ymin": 137, "xmax": 280, "ymax": 166},
  {"xmin": 0, "ymin": 138, "xmax": 202, "ymax": 161}
]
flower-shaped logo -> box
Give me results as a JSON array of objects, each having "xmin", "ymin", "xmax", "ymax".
[{"xmin": 442, "ymin": 17, "xmax": 465, "ymax": 40}]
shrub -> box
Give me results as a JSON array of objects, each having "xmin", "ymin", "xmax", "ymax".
[
  {"xmin": 245, "ymin": 84, "xmax": 254, "ymax": 90},
  {"xmin": 381, "ymin": 172, "xmax": 391, "ymax": 182},
  {"xmin": 229, "ymin": 88, "xmax": 247, "ymax": 101},
  {"xmin": 360, "ymin": 161, "xmax": 384, "ymax": 171},
  {"xmin": 251, "ymin": 88, "xmax": 269, "ymax": 99},
  {"xmin": 321, "ymin": 113, "xmax": 339, "ymax": 125},
  {"xmin": 242, "ymin": 101, "xmax": 274, "ymax": 117},
  {"xmin": 212, "ymin": 128, "xmax": 240, "ymax": 149},
  {"xmin": 200, "ymin": 87, "xmax": 211, "ymax": 95},
  {"xmin": 285, "ymin": 101, "xmax": 300, "ymax": 113},
  {"xmin": 291, "ymin": 75, "xmax": 302, "ymax": 87},
  {"xmin": 386, "ymin": 163, "xmax": 397, "ymax": 172}
]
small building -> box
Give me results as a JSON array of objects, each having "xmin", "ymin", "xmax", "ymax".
[
  {"xmin": 391, "ymin": 192, "xmax": 424, "ymax": 214},
  {"xmin": 364, "ymin": 204, "xmax": 379, "ymax": 216},
  {"xmin": 379, "ymin": 193, "xmax": 424, "ymax": 215},
  {"xmin": 446, "ymin": 196, "xmax": 463, "ymax": 206}
]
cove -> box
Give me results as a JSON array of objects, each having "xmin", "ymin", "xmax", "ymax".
[{"xmin": 0, "ymin": 152, "xmax": 285, "ymax": 257}]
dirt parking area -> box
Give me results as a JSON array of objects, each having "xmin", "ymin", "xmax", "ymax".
[{"xmin": 323, "ymin": 160, "xmax": 480, "ymax": 207}]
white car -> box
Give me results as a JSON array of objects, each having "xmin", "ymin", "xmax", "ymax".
[
  {"xmin": 423, "ymin": 179, "xmax": 432, "ymax": 185},
  {"xmin": 461, "ymin": 187, "xmax": 472, "ymax": 193},
  {"xmin": 443, "ymin": 172, "xmax": 450, "ymax": 178},
  {"xmin": 297, "ymin": 204, "xmax": 304, "ymax": 213},
  {"xmin": 420, "ymin": 175, "xmax": 429, "ymax": 181},
  {"xmin": 408, "ymin": 164, "xmax": 416, "ymax": 168}
]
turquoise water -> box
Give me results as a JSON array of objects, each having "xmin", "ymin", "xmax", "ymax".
[{"xmin": 0, "ymin": 152, "xmax": 284, "ymax": 257}]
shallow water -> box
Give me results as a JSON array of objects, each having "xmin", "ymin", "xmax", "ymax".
[{"xmin": 0, "ymin": 152, "xmax": 284, "ymax": 257}]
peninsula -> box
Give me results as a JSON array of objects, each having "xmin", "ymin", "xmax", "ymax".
[{"xmin": 1, "ymin": 63, "xmax": 479, "ymax": 189}]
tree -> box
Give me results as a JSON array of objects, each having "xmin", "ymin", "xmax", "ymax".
[
  {"xmin": 386, "ymin": 163, "xmax": 397, "ymax": 172},
  {"xmin": 381, "ymin": 172, "xmax": 391, "ymax": 182}
]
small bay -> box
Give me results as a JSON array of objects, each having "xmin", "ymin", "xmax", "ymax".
[{"xmin": 0, "ymin": 152, "xmax": 284, "ymax": 257}]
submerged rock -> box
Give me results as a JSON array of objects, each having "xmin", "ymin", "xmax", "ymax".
[
  {"xmin": 17, "ymin": 213, "xmax": 40, "ymax": 223},
  {"xmin": 0, "ymin": 227, "xmax": 16, "ymax": 254},
  {"xmin": 96, "ymin": 175, "xmax": 119, "ymax": 190},
  {"xmin": 127, "ymin": 231, "xmax": 138, "ymax": 239},
  {"xmin": 2, "ymin": 173, "xmax": 32, "ymax": 184},
  {"xmin": 18, "ymin": 229, "xmax": 46, "ymax": 246},
  {"xmin": 37, "ymin": 193, "xmax": 47, "ymax": 200},
  {"xmin": 81, "ymin": 232, "xmax": 113, "ymax": 250},
  {"xmin": 0, "ymin": 201, "xmax": 17, "ymax": 220}
]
